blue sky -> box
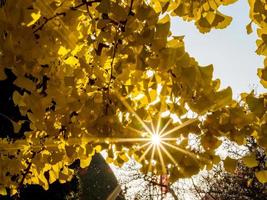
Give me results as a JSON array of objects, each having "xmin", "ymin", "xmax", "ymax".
[{"xmin": 171, "ymin": 0, "xmax": 265, "ymax": 99}]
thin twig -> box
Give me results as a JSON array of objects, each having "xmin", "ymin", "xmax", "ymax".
[
  {"xmin": 128, "ymin": 0, "xmax": 134, "ymax": 16},
  {"xmin": 0, "ymin": 112, "xmax": 14, "ymax": 123},
  {"xmin": 33, "ymin": 12, "xmax": 66, "ymax": 33},
  {"xmin": 70, "ymin": 0, "xmax": 101, "ymax": 10},
  {"xmin": 85, "ymin": 4, "xmax": 93, "ymax": 19},
  {"xmin": 16, "ymin": 148, "xmax": 44, "ymax": 198}
]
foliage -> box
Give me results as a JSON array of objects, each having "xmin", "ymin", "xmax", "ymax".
[
  {"xmin": 0, "ymin": 0, "xmax": 266, "ymax": 197},
  {"xmin": 0, "ymin": 177, "xmax": 81, "ymax": 200}
]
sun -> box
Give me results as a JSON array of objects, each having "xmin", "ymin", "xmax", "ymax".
[
  {"xmin": 113, "ymin": 90, "xmax": 202, "ymax": 175},
  {"xmin": 151, "ymin": 134, "xmax": 161, "ymax": 145}
]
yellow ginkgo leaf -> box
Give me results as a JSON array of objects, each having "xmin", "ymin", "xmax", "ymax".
[
  {"xmin": 65, "ymin": 56, "xmax": 79, "ymax": 66},
  {"xmin": 94, "ymin": 145, "xmax": 102, "ymax": 153},
  {"xmin": 205, "ymin": 12, "xmax": 216, "ymax": 25},
  {"xmin": 58, "ymin": 46, "xmax": 70, "ymax": 56},
  {"xmin": 223, "ymin": 157, "xmax": 237, "ymax": 173},
  {"xmin": 49, "ymin": 169, "xmax": 58, "ymax": 184},
  {"xmin": 242, "ymin": 153, "xmax": 258, "ymax": 168},
  {"xmin": 80, "ymin": 156, "xmax": 92, "ymax": 168},
  {"xmin": 0, "ymin": 186, "xmax": 7, "ymax": 196},
  {"xmin": 149, "ymin": 89, "xmax": 157, "ymax": 102},
  {"xmin": 246, "ymin": 21, "xmax": 253, "ymax": 34},
  {"xmin": 220, "ymin": 0, "xmax": 238, "ymax": 6},
  {"xmin": 247, "ymin": 178, "xmax": 253, "ymax": 187},
  {"xmin": 38, "ymin": 173, "xmax": 49, "ymax": 190},
  {"xmin": 255, "ymin": 170, "xmax": 267, "ymax": 184},
  {"xmin": 11, "ymin": 119, "xmax": 22, "ymax": 134},
  {"xmin": 13, "ymin": 91, "xmax": 25, "ymax": 107},
  {"xmin": 27, "ymin": 11, "xmax": 41, "ymax": 27},
  {"xmin": 150, "ymin": 0, "xmax": 162, "ymax": 13}
]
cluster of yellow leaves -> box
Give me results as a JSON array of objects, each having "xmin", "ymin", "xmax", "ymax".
[
  {"xmin": 248, "ymin": 0, "xmax": 267, "ymax": 88},
  {"xmin": 201, "ymin": 92, "xmax": 267, "ymax": 183},
  {"xmin": 0, "ymin": 137, "xmax": 102, "ymax": 195},
  {"xmin": 148, "ymin": 0, "xmax": 237, "ymax": 33},
  {"xmin": 232, "ymin": 0, "xmax": 267, "ymax": 183},
  {"xmin": 0, "ymin": 0, "xmax": 266, "ymax": 195}
]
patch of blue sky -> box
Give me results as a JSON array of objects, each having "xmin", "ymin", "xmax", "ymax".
[{"xmin": 171, "ymin": 0, "xmax": 265, "ymax": 99}]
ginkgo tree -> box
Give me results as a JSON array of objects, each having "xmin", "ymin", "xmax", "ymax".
[{"xmin": 0, "ymin": 0, "xmax": 266, "ymax": 197}]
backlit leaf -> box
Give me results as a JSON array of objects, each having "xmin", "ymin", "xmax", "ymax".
[
  {"xmin": 223, "ymin": 157, "xmax": 237, "ymax": 173},
  {"xmin": 255, "ymin": 170, "xmax": 267, "ymax": 184},
  {"xmin": 242, "ymin": 153, "xmax": 258, "ymax": 168},
  {"xmin": 27, "ymin": 11, "xmax": 41, "ymax": 27}
]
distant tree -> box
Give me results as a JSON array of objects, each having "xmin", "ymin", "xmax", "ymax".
[
  {"xmin": 115, "ymin": 161, "xmax": 179, "ymax": 200},
  {"xmin": 189, "ymin": 138, "xmax": 267, "ymax": 200}
]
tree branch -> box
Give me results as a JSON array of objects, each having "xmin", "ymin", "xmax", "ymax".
[
  {"xmin": 16, "ymin": 148, "xmax": 44, "ymax": 198},
  {"xmin": 70, "ymin": 0, "xmax": 101, "ymax": 10},
  {"xmin": 33, "ymin": 12, "xmax": 66, "ymax": 33}
]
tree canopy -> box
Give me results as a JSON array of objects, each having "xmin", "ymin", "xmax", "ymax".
[{"xmin": 0, "ymin": 0, "xmax": 267, "ymax": 197}]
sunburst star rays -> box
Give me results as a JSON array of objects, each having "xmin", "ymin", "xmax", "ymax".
[{"xmin": 100, "ymin": 91, "xmax": 203, "ymax": 176}]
